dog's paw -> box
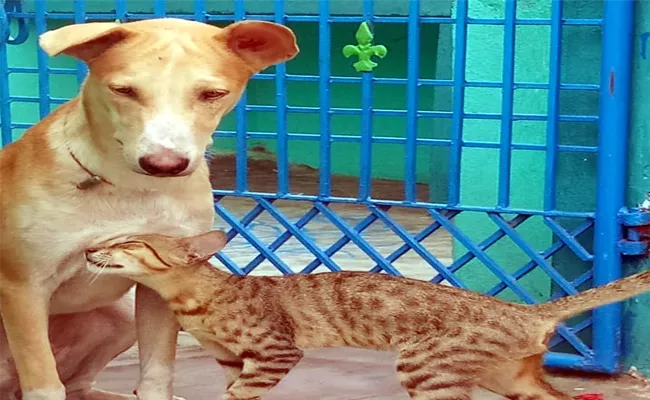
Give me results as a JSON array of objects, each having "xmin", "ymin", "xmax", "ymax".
[
  {"xmin": 69, "ymin": 389, "xmax": 136, "ymax": 400},
  {"xmin": 133, "ymin": 390, "xmax": 186, "ymax": 400}
]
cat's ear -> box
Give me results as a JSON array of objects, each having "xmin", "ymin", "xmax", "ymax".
[{"xmin": 179, "ymin": 230, "xmax": 227, "ymax": 264}]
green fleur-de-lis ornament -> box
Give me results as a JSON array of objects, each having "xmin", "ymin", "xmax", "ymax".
[{"xmin": 342, "ymin": 22, "xmax": 388, "ymax": 73}]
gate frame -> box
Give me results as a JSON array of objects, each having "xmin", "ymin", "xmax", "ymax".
[{"xmin": 0, "ymin": 0, "xmax": 638, "ymax": 374}]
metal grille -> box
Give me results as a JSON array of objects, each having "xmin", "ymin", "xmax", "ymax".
[{"xmin": 0, "ymin": 0, "xmax": 635, "ymax": 373}]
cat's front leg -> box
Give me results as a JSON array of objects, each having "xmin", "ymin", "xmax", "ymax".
[{"xmin": 220, "ymin": 346, "xmax": 303, "ymax": 400}]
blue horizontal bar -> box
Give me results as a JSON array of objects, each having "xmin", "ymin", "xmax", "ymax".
[
  {"xmin": 6, "ymin": 68, "xmax": 601, "ymax": 92},
  {"xmin": 544, "ymin": 352, "xmax": 597, "ymax": 372},
  {"xmin": 5, "ymin": 11, "xmax": 602, "ymax": 26},
  {"xmin": 8, "ymin": 123, "xmax": 599, "ymax": 153},
  {"xmin": 5, "ymin": 97, "xmax": 600, "ymax": 123}
]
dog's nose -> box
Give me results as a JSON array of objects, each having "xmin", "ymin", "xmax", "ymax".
[{"xmin": 139, "ymin": 151, "xmax": 190, "ymax": 177}]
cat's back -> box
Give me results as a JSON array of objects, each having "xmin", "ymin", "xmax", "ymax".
[{"xmin": 276, "ymin": 271, "xmax": 498, "ymax": 350}]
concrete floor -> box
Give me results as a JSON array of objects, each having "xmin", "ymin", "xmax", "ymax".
[{"xmin": 95, "ymin": 333, "xmax": 650, "ymax": 400}]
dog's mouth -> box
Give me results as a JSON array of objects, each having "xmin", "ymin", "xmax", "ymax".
[{"xmin": 135, "ymin": 170, "xmax": 193, "ymax": 178}]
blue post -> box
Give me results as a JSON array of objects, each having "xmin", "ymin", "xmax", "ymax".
[
  {"xmin": 593, "ymin": 0, "xmax": 635, "ymax": 373},
  {"xmin": 404, "ymin": 0, "xmax": 420, "ymax": 203},
  {"xmin": 194, "ymin": 0, "xmax": 206, "ymax": 21},
  {"xmin": 234, "ymin": 1, "xmax": 248, "ymax": 193},
  {"xmin": 275, "ymin": 0, "xmax": 289, "ymax": 195},
  {"xmin": 73, "ymin": 0, "xmax": 88, "ymax": 84},
  {"xmin": 448, "ymin": 0, "xmax": 468, "ymax": 206},
  {"xmin": 544, "ymin": 0, "xmax": 563, "ymax": 211},
  {"xmin": 0, "ymin": 5, "xmax": 11, "ymax": 147},
  {"xmin": 358, "ymin": 0, "xmax": 374, "ymax": 201},
  {"xmin": 34, "ymin": 0, "xmax": 50, "ymax": 119},
  {"xmin": 318, "ymin": 0, "xmax": 332, "ymax": 198},
  {"xmin": 153, "ymin": 0, "xmax": 166, "ymax": 18},
  {"xmin": 115, "ymin": 0, "xmax": 127, "ymax": 21},
  {"xmin": 498, "ymin": 0, "xmax": 516, "ymax": 208}
]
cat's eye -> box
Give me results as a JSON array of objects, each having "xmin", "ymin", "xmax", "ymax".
[
  {"xmin": 113, "ymin": 241, "xmax": 146, "ymax": 250},
  {"xmin": 109, "ymin": 85, "xmax": 138, "ymax": 98},
  {"xmin": 199, "ymin": 89, "xmax": 229, "ymax": 102}
]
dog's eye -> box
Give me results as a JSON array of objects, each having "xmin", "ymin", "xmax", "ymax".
[
  {"xmin": 199, "ymin": 89, "xmax": 229, "ymax": 102},
  {"xmin": 110, "ymin": 86, "xmax": 137, "ymax": 98}
]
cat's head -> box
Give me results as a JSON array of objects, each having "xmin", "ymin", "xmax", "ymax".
[{"xmin": 85, "ymin": 230, "xmax": 227, "ymax": 278}]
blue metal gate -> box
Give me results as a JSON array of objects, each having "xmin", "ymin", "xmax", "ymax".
[{"xmin": 0, "ymin": 0, "xmax": 637, "ymax": 373}]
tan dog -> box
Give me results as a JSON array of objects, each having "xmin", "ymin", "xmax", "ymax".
[{"xmin": 0, "ymin": 18, "xmax": 298, "ymax": 400}]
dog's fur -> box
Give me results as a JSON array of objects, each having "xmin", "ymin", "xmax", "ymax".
[{"xmin": 0, "ymin": 18, "xmax": 298, "ymax": 400}]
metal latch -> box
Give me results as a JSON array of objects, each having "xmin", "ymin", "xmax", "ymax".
[{"xmin": 618, "ymin": 199, "xmax": 650, "ymax": 256}]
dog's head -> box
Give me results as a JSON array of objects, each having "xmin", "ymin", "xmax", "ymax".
[{"xmin": 40, "ymin": 19, "xmax": 298, "ymax": 177}]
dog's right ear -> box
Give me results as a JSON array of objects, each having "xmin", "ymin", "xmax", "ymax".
[{"xmin": 39, "ymin": 22, "xmax": 134, "ymax": 63}]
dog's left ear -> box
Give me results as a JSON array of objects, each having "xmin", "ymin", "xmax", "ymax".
[
  {"xmin": 39, "ymin": 22, "xmax": 135, "ymax": 64},
  {"xmin": 221, "ymin": 21, "xmax": 299, "ymax": 73},
  {"xmin": 179, "ymin": 230, "xmax": 228, "ymax": 264}
]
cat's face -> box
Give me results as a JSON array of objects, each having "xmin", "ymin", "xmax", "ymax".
[{"xmin": 85, "ymin": 230, "xmax": 227, "ymax": 278}]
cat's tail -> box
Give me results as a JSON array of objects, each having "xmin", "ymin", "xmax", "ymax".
[{"xmin": 535, "ymin": 269, "xmax": 650, "ymax": 321}]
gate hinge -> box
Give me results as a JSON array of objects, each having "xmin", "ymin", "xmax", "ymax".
[{"xmin": 618, "ymin": 206, "xmax": 650, "ymax": 256}]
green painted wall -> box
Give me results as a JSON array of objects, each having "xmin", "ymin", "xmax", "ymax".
[
  {"xmin": 449, "ymin": 0, "xmax": 556, "ymax": 302},
  {"xmin": 624, "ymin": 0, "xmax": 650, "ymax": 375}
]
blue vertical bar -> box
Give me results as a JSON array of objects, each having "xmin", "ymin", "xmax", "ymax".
[
  {"xmin": 275, "ymin": 0, "xmax": 289, "ymax": 195},
  {"xmin": 448, "ymin": 0, "xmax": 468, "ymax": 206},
  {"xmin": 234, "ymin": 0, "xmax": 248, "ymax": 192},
  {"xmin": 359, "ymin": 72, "xmax": 373, "ymax": 200},
  {"xmin": 404, "ymin": 0, "xmax": 420, "ymax": 203},
  {"xmin": 34, "ymin": 0, "xmax": 50, "ymax": 119},
  {"xmin": 593, "ymin": 0, "xmax": 634, "ymax": 373},
  {"xmin": 318, "ymin": 0, "xmax": 332, "ymax": 198},
  {"xmin": 358, "ymin": 0, "xmax": 374, "ymax": 201},
  {"xmin": 498, "ymin": 0, "xmax": 516, "ymax": 208},
  {"xmin": 194, "ymin": 0, "xmax": 206, "ymax": 21},
  {"xmin": 0, "ymin": 5, "xmax": 11, "ymax": 146},
  {"xmin": 544, "ymin": 0, "xmax": 562, "ymax": 211},
  {"xmin": 153, "ymin": 0, "xmax": 166, "ymax": 17},
  {"xmin": 115, "ymin": 0, "xmax": 127, "ymax": 21},
  {"xmin": 73, "ymin": 0, "xmax": 88, "ymax": 85}
]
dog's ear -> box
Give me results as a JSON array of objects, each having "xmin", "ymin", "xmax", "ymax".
[
  {"xmin": 221, "ymin": 21, "xmax": 299, "ymax": 73},
  {"xmin": 39, "ymin": 22, "xmax": 134, "ymax": 63},
  {"xmin": 178, "ymin": 230, "xmax": 228, "ymax": 264}
]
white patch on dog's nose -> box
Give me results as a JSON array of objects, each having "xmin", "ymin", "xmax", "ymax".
[{"xmin": 138, "ymin": 112, "xmax": 196, "ymax": 159}]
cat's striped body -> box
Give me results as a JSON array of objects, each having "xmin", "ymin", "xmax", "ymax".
[{"xmin": 86, "ymin": 231, "xmax": 650, "ymax": 400}]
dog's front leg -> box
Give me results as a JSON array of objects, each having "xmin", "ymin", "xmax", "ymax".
[
  {"xmin": 0, "ymin": 282, "xmax": 65, "ymax": 400},
  {"xmin": 134, "ymin": 284, "xmax": 181, "ymax": 400}
]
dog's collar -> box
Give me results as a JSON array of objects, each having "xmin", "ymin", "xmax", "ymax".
[{"xmin": 69, "ymin": 151, "xmax": 113, "ymax": 190}]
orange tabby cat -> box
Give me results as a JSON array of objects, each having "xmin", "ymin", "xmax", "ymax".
[{"xmin": 85, "ymin": 230, "xmax": 650, "ymax": 400}]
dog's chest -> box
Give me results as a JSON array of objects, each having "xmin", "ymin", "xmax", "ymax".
[{"xmin": 18, "ymin": 187, "xmax": 212, "ymax": 285}]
